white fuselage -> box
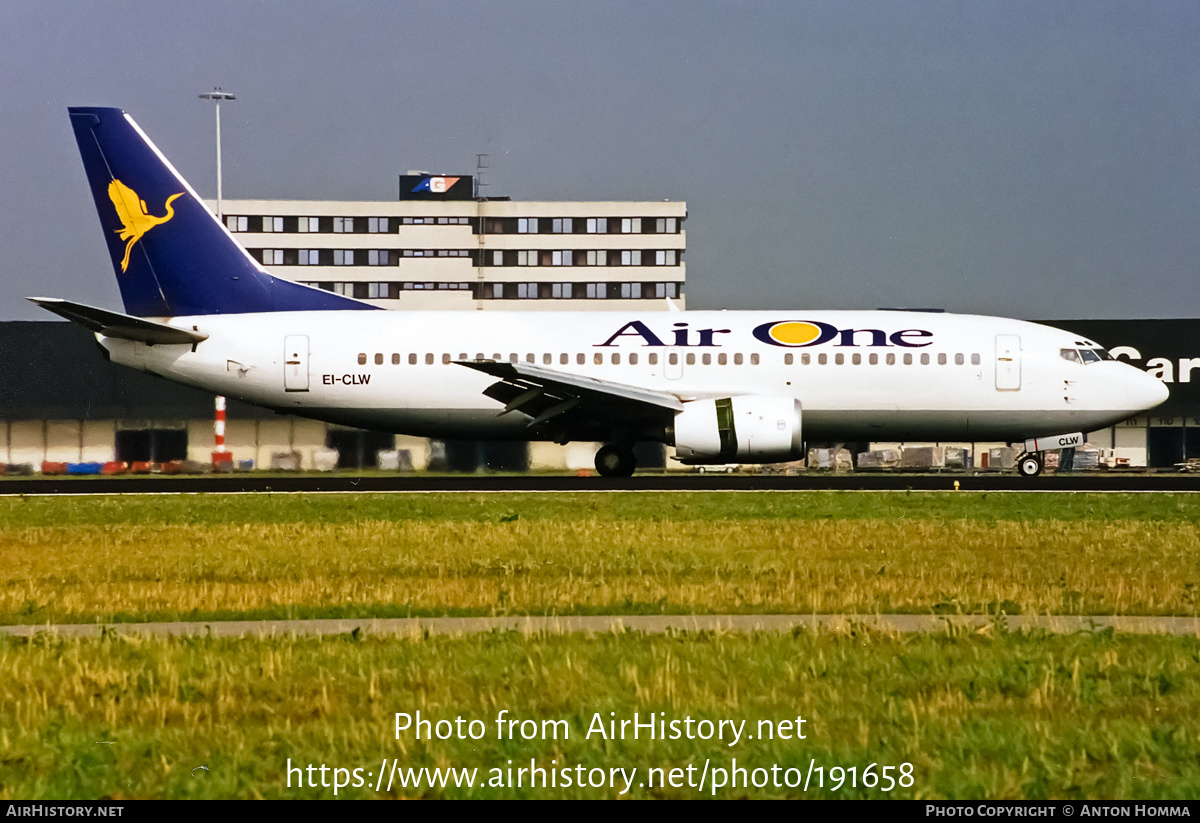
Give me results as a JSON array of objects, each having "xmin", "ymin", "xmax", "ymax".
[{"xmin": 100, "ymin": 309, "xmax": 1169, "ymax": 446}]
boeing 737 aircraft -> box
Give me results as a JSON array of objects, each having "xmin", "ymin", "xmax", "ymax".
[{"xmin": 32, "ymin": 107, "xmax": 1169, "ymax": 477}]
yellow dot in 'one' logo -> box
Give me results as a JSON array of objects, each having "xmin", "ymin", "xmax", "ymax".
[{"xmin": 769, "ymin": 322, "xmax": 822, "ymax": 346}]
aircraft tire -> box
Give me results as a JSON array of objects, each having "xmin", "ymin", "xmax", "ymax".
[
  {"xmin": 595, "ymin": 445, "xmax": 637, "ymax": 477},
  {"xmin": 1017, "ymin": 452, "xmax": 1043, "ymax": 478}
]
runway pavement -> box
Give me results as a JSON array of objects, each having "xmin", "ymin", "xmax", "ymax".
[
  {"xmin": 4, "ymin": 472, "xmax": 1200, "ymax": 494},
  {"xmin": 4, "ymin": 614, "xmax": 1199, "ymax": 638}
]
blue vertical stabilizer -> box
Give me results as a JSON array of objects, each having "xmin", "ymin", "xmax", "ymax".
[{"xmin": 68, "ymin": 107, "xmax": 378, "ymax": 317}]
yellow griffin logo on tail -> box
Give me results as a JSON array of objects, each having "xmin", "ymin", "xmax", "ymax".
[{"xmin": 107, "ymin": 180, "xmax": 183, "ymax": 272}]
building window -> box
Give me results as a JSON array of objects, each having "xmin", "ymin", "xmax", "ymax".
[
  {"xmin": 298, "ymin": 250, "xmax": 319, "ymax": 265},
  {"xmin": 516, "ymin": 250, "xmax": 537, "ymax": 266},
  {"xmin": 332, "ymin": 283, "xmax": 353, "ymax": 296},
  {"xmin": 517, "ymin": 283, "xmax": 538, "ymax": 299},
  {"xmin": 368, "ymin": 282, "xmax": 390, "ymax": 299},
  {"xmin": 491, "ymin": 250, "xmax": 504, "ymax": 266},
  {"xmin": 586, "ymin": 217, "xmax": 608, "ymax": 234},
  {"xmin": 621, "ymin": 218, "xmax": 641, "ymax": 233},
  {"xmin": 333, "ymin": 250, "xmax": 354, "ymax": 266},
  {"xmin": 552, "ymin": 218, "xmax": 573, "ymax": 233},
  {"xmin": 656, "ymin": 217, "xmax": 678, "ymax": 233},
  {"xmin": 262, "ymin": 216, "xmax": 283, "ymax": 232},
  {"xmin": 620, "ymin": 283, "xmax": 642, "ymax": 299},
  {"xmin": 368, "ymin": 217, "xmax": 389, "ymax": 233},
  {"xmin": 298, "ymin": 217, "xmax": 319, "ymax": 233},
  {"xmin": 225, "ymin": 215, "xmax": 248, "ymax": 232},
  {"xmin": 333, "ymin": 217, "xmax": 354, "ymax": 233},
  {"xmin": 368, "ymin": 250, "xmax": 389, "ymax": 266},
  {"xmin": 517, "ymin": 218, "xmax": 538, "ymax": 233},
  {"xmin": 551, "ymin": 283, "xmax": 573, "ymax": 298},
  {"xmin": 586, "ymin": 250, "xmax": 607, "ymax": 266},
  {"xmin": 551, "ymin": 250, "xmax": 573, "ymax": 266},
  {"xmin": 655, "ymin": 250, "xmax": 677, "ymax": 266},
  {"xmin": 620, "ymin": 250, "xmax": 642, "ymax": 266},
  {"xmin": 261, "ymin": 249, "xmax": 283, "ymax": 265},
  {"xmin": 586, "ymin": 283, "xmax": 605, "ymax": 299},
  {"xmin": 654, "ymin": 283, "xmax": 679, "ymax": 298}
]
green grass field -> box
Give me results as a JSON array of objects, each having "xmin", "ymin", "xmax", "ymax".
[
  {"xmin": 3, "ymin": 491, "xmax": 1200, "ymax": 799},
  {"xmin": 2, "ymin": 492, "xmax": 1200, "ymax": 624},
  {"xmin": 3, "ymin": 629, "xmax": 1199, "ymax": 799}
]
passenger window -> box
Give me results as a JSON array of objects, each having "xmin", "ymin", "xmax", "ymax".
[
  {"xmin": 577, "ymin": 353, "xmax": 585, "ymax": 365},
  {"xmin": 669, "ymin": 353, "xmax": 679, "ymax": 365},
  {"xmin": 595, "ymin": 353, "xmax": 604, "ymax": 365},
  {"xmin": 425, "ymin": 353, "xmax": 434, "ymax": 365},
  {"xmin": 476, "ymin": 353, "xmax": 485, "ymax": 361},
  {"xmin": 851, "ymin": 353, "xmax": 861, "ymax": 365},
  {"xmin": 613, "ymin": 353, "xmax": 621, "ymax": 365},
  {"xmin": 630, "ymin": 353, "xmax": 638, "ymax": 365},
  {"xmin": 971, "ymin": 353, "xmax": 981, "ymax": 366},
  {"xmin": 801, "ymin": 353, "xmax": 810, "ymax": 365},
  {"xmin": 904, "ymin": 353, "xmax": 913, "ymax": 365},
  {"xmin": 560, "ymin": 353, "xmax": 569, "ymax": 365},
  {"xmin": 509, "ymin": 353, "xmax": 519, "ymax": 363},
  {"xmin": 357, "ymin": 353, "xmax": 367, "ymax": 365},
  {"xmin": 818, "ymin": 353, "xmax": 827, "ymax": 365},
  {"xmin": 886, "ymin": 353, "xmax": 895, "ymax": 365},
  {"xmin": 686, "ymin": 353, "xmax": 696, "ymax": 365},
  {"xmin": 920, "ymin": 353, "xmax": 930, "ymax": 365},
  {"xmin": 391, "ymin": 353, "xmax": 400, "ymax": 365},
  {"xmin": 649, "ymin": 353, "xmax": 658, "ymax": 365},
  {"xmin": 869, "ymin": 353, "xmax": 878, "ymax": 365},
  {"xmin": 702, "ymin": 353, "xmax": 711, "ymax": 365},
  {"xmin": 719, "ymin": 353, "xmax": 728, "ymax": 365},
  {"xmin": 734, "ymin": 353, "xmax": 744, "ymax": 365},
  {"xmin": 408, "ymin": 353, "xmax": 417, "ymax": 365},
  {"xmin": 955, "ymin": 353, "xmax": 964, "ymax": 365},
  {"xmin": 544, "ymin": 353, "xmax": 552, "ymax": 365},
  {"xmin": 937, "ymin": 353, "xmax": 947, "ymax": 365},
  {"xmin": 442, "ymin": 353, "xmax": 451, "ymax": 364},
  {"xmin": 835, "ymin": 353, "xmax": 844, "ymax": 365},
  {"xmin": 526, "ymin": 353, "xmax": 535, "ymax": 363},
  {"xmin": 784, "ymin": 353, "xmax": 793, "ymax": 365},
  {"xmin": 459, "ymin": 353, "xmax": 468, "ymax": 361},
  {"xmin": 750, "ymin": 353, "xmax": 759, "ymax": 365},
  {"xmin": 374, "ymin": 353, "xmax": 383, "ymax": 365}
]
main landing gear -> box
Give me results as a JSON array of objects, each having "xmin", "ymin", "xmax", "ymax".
[
  {"xmin": 1017, "ymin": 452, "xmax": 1044, "ymax": 478},
  {"xmin": 595, "ymin": 444, "xmax": 637, "ymax": 478}
]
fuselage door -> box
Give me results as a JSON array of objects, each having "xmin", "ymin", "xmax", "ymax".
[
  {"xmin": 284, "ymin": 334, "xmax": 310, "ymax": 392},
  {"xmin": 665, "ymin": 349, "xmax": 684, "ymax": 380},
  {"xmin": 995, "ymin": 334, "xmax": 1021, "ymax": 391}
]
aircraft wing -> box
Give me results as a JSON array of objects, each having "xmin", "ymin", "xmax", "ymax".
[{"xmin": 456, "ymin": 359, "xmax": 682, "ymax": 430}]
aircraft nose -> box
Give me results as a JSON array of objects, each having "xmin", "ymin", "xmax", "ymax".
[{"xmin": 1133, "ymin": 370, "xmax": 1170, "ymax": 412}]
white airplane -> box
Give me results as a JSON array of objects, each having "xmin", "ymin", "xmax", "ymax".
[{"xmin": 32, "ymin": 107, "xmax": 1169, "ymax": 477}]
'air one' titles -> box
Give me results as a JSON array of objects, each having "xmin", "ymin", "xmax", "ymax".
[{"xmin": 597, "ymin": 320, "xmax": 934, "ymax": 348}]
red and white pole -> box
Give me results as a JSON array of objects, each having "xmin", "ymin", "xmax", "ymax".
[
  {"xmin": 212, "ymin": 395, "xmax": 232, "ymax": 468},
  {"xmin": 215, "ymin": 395, "xmax": 227, "ymax": 452}
]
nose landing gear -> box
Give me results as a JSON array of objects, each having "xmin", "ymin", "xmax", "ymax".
[
  {"xmin": 595, "ymin": 444, "xmax": 637, "ymax": 477},
  {"xmin": 1017, "ymin": 452, "xmax": 1043, "ymax": 478}
]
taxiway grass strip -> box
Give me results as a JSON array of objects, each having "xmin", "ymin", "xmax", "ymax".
[
  {"xmin": 2, "ymin": 630, "xmax": 1198, "ymax": 799},
  {"xmin": 3, "ymin": 492, "xmax": 1200, "ymax": 624}
]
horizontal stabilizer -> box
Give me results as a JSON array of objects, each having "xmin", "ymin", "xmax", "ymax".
[{"xmin": 27, "ymin": 297, "xmax": 208, "ymax": 345}]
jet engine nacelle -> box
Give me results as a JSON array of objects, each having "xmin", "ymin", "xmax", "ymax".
[{"xmin": 672, "ymin": 395, "xmax": 803, "ymax": 464}]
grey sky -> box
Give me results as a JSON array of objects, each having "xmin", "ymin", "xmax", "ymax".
[{"xmin": 2, "ymin": 1, "xmax": 1198, "ymax": 320}]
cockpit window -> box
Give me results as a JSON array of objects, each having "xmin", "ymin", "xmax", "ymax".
[{"xmin": 1062, "ymin": 347, "xmax": 1113, "ymax": 364}]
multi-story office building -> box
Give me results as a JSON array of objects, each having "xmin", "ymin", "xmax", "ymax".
[{"xmin": 214, "ymin": 173, "xmax": 687, "ymax": 311}]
